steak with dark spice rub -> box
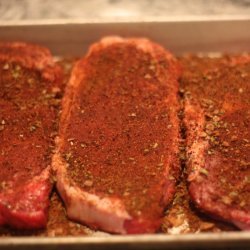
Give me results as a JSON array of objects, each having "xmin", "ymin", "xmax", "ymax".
[
  {"xmin": 0, "ymin": 42, "xmax": 62, "ymax": 229},
  {"xmin": 53, "ymin": 37, "xmax": 181, "ymax": 234},
  {"xmin": 181, "ymin": 55, "xmax": 250, "ymax": 230}
]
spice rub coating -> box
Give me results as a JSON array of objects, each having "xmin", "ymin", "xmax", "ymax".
[
  {"xmin": 0, "ymin": 42, "xmax": 62, "ymax": 229},
  {"xmin": 54, "ymin": 36, "xmax": 181, "ymax": 234},
  {"xmin": 181, "ymin": 55, "xmax": 250, "ymax": 230}
]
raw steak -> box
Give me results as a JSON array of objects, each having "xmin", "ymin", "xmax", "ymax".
[
  {"xmin": 181, "ymin": 55, "xmax": 250, "ymax": 230},
  {"xmin": 0, "ymin": 42, "xmax": 62, "ymax": 229},
  {"xmin": 53, "ymin": 37, "xmax": 181, "ymax": 234}
]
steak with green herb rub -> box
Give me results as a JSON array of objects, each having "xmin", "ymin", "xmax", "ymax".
[
  {"xmin": 0, "ymin": 42, "xmax": 62, "ymax": 229},
  {"xmin": 53, "ymin": 36, "xmax": 181, "ymax": 234},
  {"xmin": 181, "ymin": 55, "xmax": 250, "ymax": 230}
]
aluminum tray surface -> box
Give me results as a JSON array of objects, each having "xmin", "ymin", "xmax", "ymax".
[{"xmin": 0, "ymin": 17, "xmax": 249, "ymax": 249}]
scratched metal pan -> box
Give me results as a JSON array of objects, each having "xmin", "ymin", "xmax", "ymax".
[{"xmin": 0, "ymin": 17, "xmax": 250, "ymax": 249}]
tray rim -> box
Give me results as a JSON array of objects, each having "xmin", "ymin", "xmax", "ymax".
[{"xmin": 1, "ymin": 231, "xmax": 250, "ymax": 245}]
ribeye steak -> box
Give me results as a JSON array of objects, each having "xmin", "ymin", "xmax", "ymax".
[
  {"xmin": 0, "ymin": 42, "xmax": 62, "ymax": 229},
  {"xmin": 181, "ymin": 55, "xmax": 250, "ymax": 230},
  {"xmin": 53, "ymin": 37, "xmax": 181, "ymax": 234}
]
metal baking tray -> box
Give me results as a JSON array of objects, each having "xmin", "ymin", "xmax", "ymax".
[{"xmin": 0, "ymin": 17, "xmax": 250, "ymax": 249}]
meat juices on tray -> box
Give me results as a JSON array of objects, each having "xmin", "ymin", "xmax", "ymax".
[
  {"xmin": 0, "ymin": 42, "xmax": 62, "ymax": 229},
  {"xmin": 181, "ymin": 55, "xmax": 250, "ymax": 230},
  {"xmin": 53, "ymin": 37, "xmax": 181, "ymax": 234}
]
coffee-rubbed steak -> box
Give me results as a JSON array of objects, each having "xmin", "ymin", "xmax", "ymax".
[
  {"xmin": 0, "ymin": 42, "xmax": 62, "ymax": 229},
  {"xmin": 53, "ymin": 37, "xmax": 180, "ymax": 234},
  {"xmin": 181, "ymin": 55, "xmax": 250, "ymax": 230}
]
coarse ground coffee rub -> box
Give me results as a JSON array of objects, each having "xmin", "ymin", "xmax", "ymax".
[
  {"xmin": 53, "ymin": 36, "xmax": 181, "ymax": 234},
  {"xmin": 181, "ymin": 55, "xmax": 250, "ymax": 230},
  {"xmin": 0, "ymin": 42, "xmax": 62, "ymax": 229}
]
